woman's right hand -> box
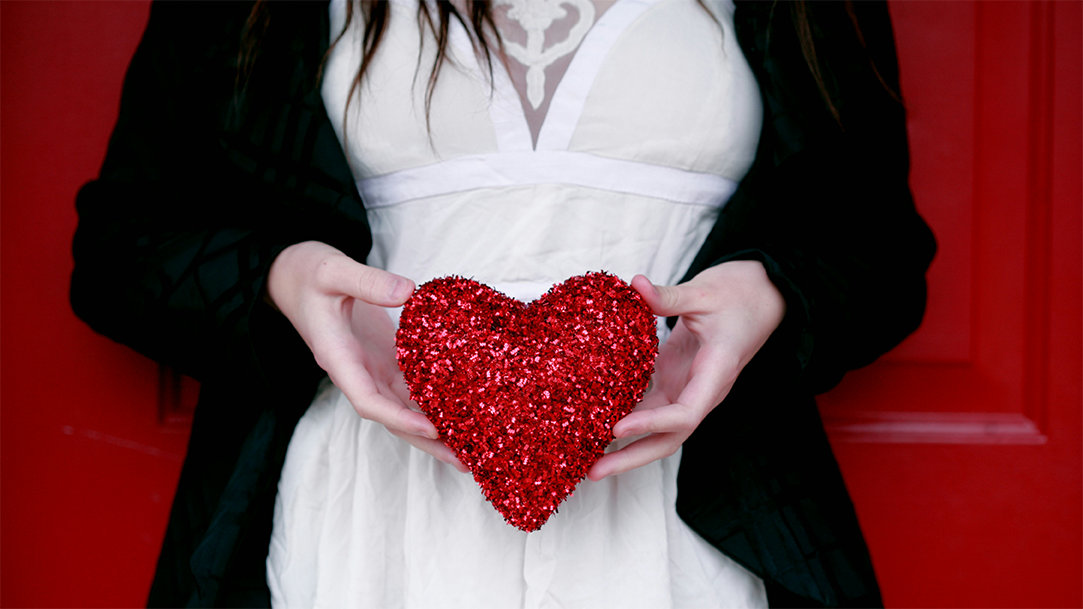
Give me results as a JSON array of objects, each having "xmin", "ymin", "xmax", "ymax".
[{"xmin": 267, "ymin": 241, "xmax": 466, "ymax": 471}]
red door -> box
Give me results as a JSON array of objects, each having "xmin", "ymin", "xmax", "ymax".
[
  {"xmin": 2, "ymin": 1, "xmax": 1079, "ymax": 606},
  {"xmin": 819, "ymin": 2, "xmax": 1082, "ymax": 605}
]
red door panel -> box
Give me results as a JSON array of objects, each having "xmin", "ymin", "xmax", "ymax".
[
  {"xmin": 819, "ymin": 2, "xmax": 1081, "ymax": 606},
  {"xmin": 1, "ymin": 2, "xmax": 185, "ymax": 607},
  {"xmin": 2, "ymin": 1, "xmax": 1078, "ymax": 607}
]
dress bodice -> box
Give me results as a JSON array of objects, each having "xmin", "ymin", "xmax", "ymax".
[{"xmin": 320, "ymin": 0, "xmax": 762, "ymax": 299}]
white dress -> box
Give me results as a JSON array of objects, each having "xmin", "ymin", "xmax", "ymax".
[{"xmin": 268, "ymin": 0, "xmax": 766, "ymax": 607}]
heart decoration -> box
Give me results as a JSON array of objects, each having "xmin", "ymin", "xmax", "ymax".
[{"xmin": 396, "ymin": 272, "xmax": 658, "ymax": 531}]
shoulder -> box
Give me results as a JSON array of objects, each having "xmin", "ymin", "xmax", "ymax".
[{"xmin": 133, "ymin": 1, "xmax": 329, "ymax": 88}]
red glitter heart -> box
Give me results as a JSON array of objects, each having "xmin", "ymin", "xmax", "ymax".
[{"xmin": 396, "ymin": 272, "xmax": 658, "ymax": 531}]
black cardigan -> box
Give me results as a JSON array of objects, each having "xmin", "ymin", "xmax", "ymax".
[{"xmin": 71, "ymin": 1, "xmax": 935, "ymax": 606}]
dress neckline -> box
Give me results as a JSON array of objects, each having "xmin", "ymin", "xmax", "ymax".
[{"xmin": 449, "ymin": 0, "xmax": 663, "ymax": 152}]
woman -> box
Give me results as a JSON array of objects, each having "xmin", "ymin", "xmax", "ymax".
[{"xmin": 71, "ymin": 0, "xmax": 935, "ymax": 606}]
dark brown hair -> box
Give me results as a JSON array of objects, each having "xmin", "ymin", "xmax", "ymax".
[
  {"xmin": 334, "ymin": 0, "xmax": 499, "ymax": 132},
  {"xmin": 785, "ymin": 0, "xmax": 900, "ymax": 124}
]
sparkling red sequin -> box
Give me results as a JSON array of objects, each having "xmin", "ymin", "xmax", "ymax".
[{"xmin": 396, "ymin": 272, "xmax": 658, "ymax": 531}]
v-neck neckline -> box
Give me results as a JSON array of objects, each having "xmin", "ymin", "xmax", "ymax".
[{"xmin": 449, "ymin": 0, "xmax": 661, "ymax": 153}]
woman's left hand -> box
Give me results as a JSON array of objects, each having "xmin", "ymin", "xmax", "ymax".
[{"xmin": 587, "ymin": 261, "xmax": 786, "ymax": 480}]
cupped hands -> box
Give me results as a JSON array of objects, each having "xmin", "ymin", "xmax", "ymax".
[
  {"xmin": 588, "ymin": 261, "xmax": 786, "ymax": 480},
  {"xmin": 266, "ymin": 240, "xmax": 467, "ymax": 471}
]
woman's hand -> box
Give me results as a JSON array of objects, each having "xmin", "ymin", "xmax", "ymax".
[
  {"xmin": 267, "ymin": 241, "xmax": 466, "ymax": 471},
  {"xmin": 587, "ymin": 261, "xmax": 786, "ymax": 480}
]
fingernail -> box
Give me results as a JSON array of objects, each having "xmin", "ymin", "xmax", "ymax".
[
  {"xmin": 388, "ymin": 277, "xmax": 412, "ymax": 301},
  {"xmin": 638, "ymin": 275, "xmax": 658, "ymax": 293}
]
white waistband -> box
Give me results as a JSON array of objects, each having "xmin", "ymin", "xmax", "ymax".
[{"xmin": 357, "ymin": 151, "xmax": 739, "ymax": 209}]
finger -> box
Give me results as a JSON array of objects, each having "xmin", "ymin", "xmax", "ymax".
[
  {"xmin": 389, "ymin": 373, "xmax": 415, "ymax": 408},
  {"xmin": 390, "ymin": 429, "xmax": 470, "ymax": 473},
  {"xmin": 631, "ymin": 274, "xmax": 684, "ymax": 317},
  {"xmin": 327, "ymin": 364, "xmax": 439, "ymax": 439},
  {"xmin": 357, "ymin": 392, "xmax": 440, "ymax": 439},
  {"xmin": 318, "ymin": 255, "xmax": 415, "ymax": 306},
  {"xmin": 671, "ymin": 348, "xmax": 738, "ymax": 417},
  {"xmin": 587, "ymin": 432, "xmax": 684, "ymax": 480},
  {"xmin": 613, "ymin": 401, "xmax": 700, "ymax": 438},
  {"xmin": 619, "ymin": 347, "xmax": 736, "ymax": 438},
  {"xmin": 631, "ymin": 387, "xmax": 670, "ymax": 412}
]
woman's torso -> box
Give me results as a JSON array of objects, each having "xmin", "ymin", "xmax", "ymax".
[{"xmin": 268, "ymin": 1, "xmax": 766, "ymax": 607}]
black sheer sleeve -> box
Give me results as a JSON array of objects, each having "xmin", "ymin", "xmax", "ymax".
[
  {"xmin": 688, "ymin": 0, "xmax": 936, "ymax": 394},
  {"xmin": 70, "ymin": 1, "xmax": 368, "ymax": 393}
]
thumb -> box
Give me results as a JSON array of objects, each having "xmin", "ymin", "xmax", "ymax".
[
  {"xmin": 324, "ymin": 256, "xmax": 415, "ymax": 306},
  {"xmin": 631, "ymin": 274, "xmax": 684, "ymax": 317}
]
